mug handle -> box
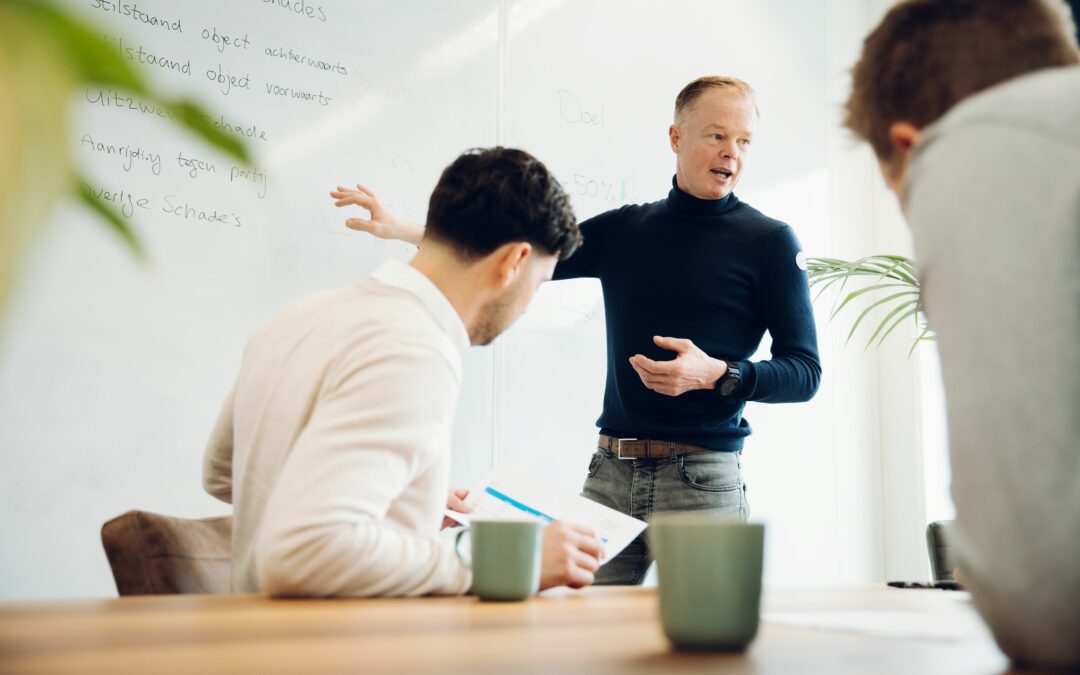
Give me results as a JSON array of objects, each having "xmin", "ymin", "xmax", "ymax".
[{"xmin": 454, "ymin": 528, "xmax": 472, "ymax": 567}]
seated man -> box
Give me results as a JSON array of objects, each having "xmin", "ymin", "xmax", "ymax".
[
  {"xmin": 846, "ymin": 0, "xmax": 1080, "ymax": 667},
  {"xmin": 202, "ymin": 147, "xmax": 603, "ymax": 596}
]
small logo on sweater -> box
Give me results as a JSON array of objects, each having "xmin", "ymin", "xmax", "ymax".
[{"xmin": 795, "ymin": 251, "xmax": 808, "ymax": 271}]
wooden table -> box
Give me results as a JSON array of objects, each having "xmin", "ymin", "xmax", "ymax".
[{"xmin": 0, "ymin": 585, "xmax": 1023, "ymax": 674}]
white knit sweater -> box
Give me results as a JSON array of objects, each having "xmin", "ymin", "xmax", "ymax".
[{"xmin": 203, "ymin": 259, "xmax": 472, "ymax": 597}]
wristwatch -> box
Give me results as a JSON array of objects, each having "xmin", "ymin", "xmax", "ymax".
[{"xmin": 717, "ymin": 362, "xmax": 742, "ymax": 396}]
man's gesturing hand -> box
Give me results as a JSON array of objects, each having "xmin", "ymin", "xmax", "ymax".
[
  {"xmin": 539, "ymin": 521, "xmax": 604, "ymax": 590},
  {"xmin": 330, "ymin": 183, "xmax": 424, "ymax": 245},
  {"xmin": 629, "ymin": 335, "xmax": 728, "ymax": 397}
]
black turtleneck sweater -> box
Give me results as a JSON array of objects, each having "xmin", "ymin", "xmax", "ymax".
[{"xmin": 553, "ymin": 178, "xmax": 821, "ymax": 452}]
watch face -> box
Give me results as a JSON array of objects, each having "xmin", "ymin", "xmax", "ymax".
[{"xmin": 720, "ymin": 379, "xmax": 736, "ymax": 396}]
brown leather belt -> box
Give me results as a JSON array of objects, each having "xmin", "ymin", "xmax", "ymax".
[{"xmin": 598, "ymin": 434, "xmax": 714, "ymax": 460}]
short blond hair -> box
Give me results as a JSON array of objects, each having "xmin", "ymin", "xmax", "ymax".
[{"xmin": 674, "ymin": 76, "xmax": 758, "ymax": 122}]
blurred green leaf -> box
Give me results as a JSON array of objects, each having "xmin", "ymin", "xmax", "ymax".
[
  {"xmin": 1, "ymin": 0, "xmax": 76, "ymax": 320},
  {"xmin": 12, "ymin": 0, "xmax": 251, "ymax": 167},
  {"xmin": 167, "ymin": 99, "xmax": 251, "ymax": 165},
  {"xmin": 77, "ymin": 181, "xmax": 146, "ymax": 260},
  {"xmin": 12, "ymin": 0, "xmax": 148, "ymax": 94},
  {"xmin": 0, "ymin": 0, "xmax": 253, "ymax": 313}
]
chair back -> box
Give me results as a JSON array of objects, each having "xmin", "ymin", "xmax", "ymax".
[
  {"xmin": 101, "ymin": 510, "xmax": 232, "ymax": 595},
  {"xmin": 926, "ymin": 520, "xmax": 957, "ymax": 582}
]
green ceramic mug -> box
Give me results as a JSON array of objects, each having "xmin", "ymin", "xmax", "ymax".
[
  {"xmin": 648, "ymin": 512, "xmax": 765, "ymax": 651},
  {"xmin": 456, "ymin": 520, "xmax": 543, "ymax": 601}
]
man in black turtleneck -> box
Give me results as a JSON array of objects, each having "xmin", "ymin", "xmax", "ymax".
[{"xmin": 332, "ymin": 76, "xmax": 821, "ymax": 585}]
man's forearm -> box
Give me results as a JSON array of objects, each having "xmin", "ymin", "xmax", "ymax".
[
  {"xmin": 736, "ymin": 352, "xmax": 821, "ymax": 403},
  {"xmin": 396, "ymin": 220, "xmax": 425, "ymax": 246},
  {"xmin": 257, "ymin": 514, "xmax": 471, "ymax": 597}
]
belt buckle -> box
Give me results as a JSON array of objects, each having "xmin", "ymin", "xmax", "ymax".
[{"xmin": 615, "ymin": 437, "xmax": 638, "ymax": 459}]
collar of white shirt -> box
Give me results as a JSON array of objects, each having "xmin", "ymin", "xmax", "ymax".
[{"xmin": 369, "ymin": 258, "xmax": 470, "ymax": 352}]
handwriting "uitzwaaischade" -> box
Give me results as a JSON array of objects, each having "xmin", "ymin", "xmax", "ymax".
[{"xmin": 83, "ymin": 89, "xmax": 270, "ymax": 143}]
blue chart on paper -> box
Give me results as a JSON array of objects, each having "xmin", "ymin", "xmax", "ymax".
[
  {"xmin": 485, "ymin": 487, "xmax": 555, "ymax": 522},
  {"xmin": 483, "ymin": 487, "xmax": 609, "ymax": 543}
]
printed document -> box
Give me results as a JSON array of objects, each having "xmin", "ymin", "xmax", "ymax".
[{"xmin": 444, "ymin": 466, "xmax": 647, "ymax": 564}]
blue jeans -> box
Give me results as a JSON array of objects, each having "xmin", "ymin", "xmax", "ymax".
[{"xmin": 580, "ymin": 447, "xmax": 748, "ymax": 585}]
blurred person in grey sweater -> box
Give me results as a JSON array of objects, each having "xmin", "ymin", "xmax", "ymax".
[{"xmin": 846, "ymin": 0, "xmax": 1080, "ymax": 668}]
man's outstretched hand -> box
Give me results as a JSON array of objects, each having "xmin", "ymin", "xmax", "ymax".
[{"xmin": 330, "ymin": 183, "xmax": 424, "ymax": 245}]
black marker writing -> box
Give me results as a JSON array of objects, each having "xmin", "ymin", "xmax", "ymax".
[
  {"xmin": 200, "ymin": 26, "xmax": 250, "ymax": 54},
  {"xmin": 264, "ymin": 81, "xmax": 331, "ymax": 106},
  {"xmin": 206, "ymin": 63, "xmax": 251, "ymax": 96},
  {"xmin": 82, "ymin": 183, "xmax": 152, "ymax": 219},
  {"xmin": 162, "ymin": 195, "xmax": 243, "ymax": 227},
  {"xmin": 85, "ymin": 87, "xmax": 174, "ymax": 119},
  {"xmin": 262, "ymin": 0, "xmax": 327, "ymax": 22},
  {"xmin": 89, "ymin": 1, "xmax": 182, "ymax": 32},
  {"xmin": 101, "ymin": 34, "xmax": 191, "ymax": 76},
  {"xmin": 176, "ymin": 152, "xmax": 216, "ymax": 179},
  {"xmin": 81, "ymin": 134, "xmax": 162, "ymax": 175},
  {"xmin": 263, "ymin": 46, "xmax": 347, "ymax": 75},
  {"xmin": 229, "ymin": 166, "xmax": 269, "ymax": 199}
]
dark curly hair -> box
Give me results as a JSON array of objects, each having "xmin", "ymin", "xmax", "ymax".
[{"xmin": 425, "ymin": 147, "xmax": 581, "ymax": 261}]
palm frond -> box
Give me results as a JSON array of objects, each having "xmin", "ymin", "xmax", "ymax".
[{"xmin": 807, "ymin": 255, "xmax": 934, "ymax": 354}]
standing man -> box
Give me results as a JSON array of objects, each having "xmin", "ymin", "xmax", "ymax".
[
  {"xmin": 333, "ymin": 77, "xmax": 821, "ymax": 584},
  {"xmin": 845, "ymin": 0, "xmax": 1080, "ymax": 667},
  {"xmin": 205, "ymin": 147, "xmax": 603, "ymax": 597}
]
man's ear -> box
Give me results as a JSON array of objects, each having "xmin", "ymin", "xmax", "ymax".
[
  {"xmin": 493, "ymin": 242, "xmax": 532, "ymax": 288},
  {"xmin": 881, "ymin": 122, "xmax": 922, "ymax": 196},
  {"xmin": 888, "ymin": 122, "xmax": 921, "ymax": 154},
  {"xmin": 669, "ymin": 123, "xmax": 681, "ymax": 153}
]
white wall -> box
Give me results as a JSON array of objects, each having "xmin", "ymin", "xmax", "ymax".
[{"xmin": 0, "ymin": 0, "xmax": 944, "ymax": 600}]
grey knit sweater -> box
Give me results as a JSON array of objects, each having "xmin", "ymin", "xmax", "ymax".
[{"xmin": 905, "ymin": 66, "xmax": 1080, "ymax": 668}]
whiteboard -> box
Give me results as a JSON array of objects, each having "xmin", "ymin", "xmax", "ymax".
[
  {"xmin": 0, "ymin": 0, "xmax": 499, "ymax": 600},
  {"xmin": 0, "ymin": 0, "xmax": 861, "ymax": 600}
]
